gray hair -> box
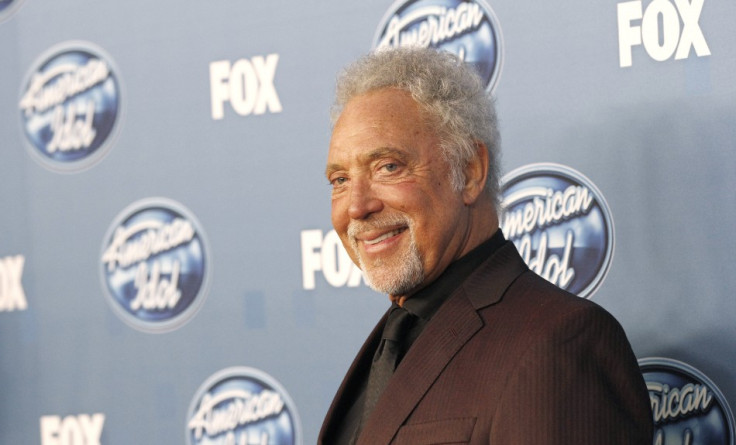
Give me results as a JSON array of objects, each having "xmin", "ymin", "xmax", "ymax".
[{"xmin": 331, "ymin": 47, "xmax": 501, "ymax": 209}]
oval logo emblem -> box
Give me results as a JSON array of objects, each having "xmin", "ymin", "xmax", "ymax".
[
  {"xmin": 19, "ymin": 41, "xmax": 122, "ymax": 172},
  {"xmin": 373, "ymin": 0, "xmax": 503, "ymax": 92},
  {"xmin": 187, "ymin": 367, "xmax": 302, "ymax": 445},
  {"xmin": 640, "ymin": 357, "xmax": 735, "ymax": 445},
  {"xmin": 100, "ymin": 198, "xmax": 209, "ymax": 333},
  {"xmin": 500, "ymin": 163, "xmax": 615, "ymax": 298}
]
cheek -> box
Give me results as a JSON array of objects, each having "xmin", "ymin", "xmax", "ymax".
[
  {"xmin": 413, "ymin": 202, "xmax": 461, "ymax": 246},
  {"xmin": 378, "ymin": 183, "xmax": 425, "ymax": 212}
]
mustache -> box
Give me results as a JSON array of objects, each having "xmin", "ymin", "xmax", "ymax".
[{"xmin": 347, "ymin": 214, "xmax": 411, "ymax": 239}]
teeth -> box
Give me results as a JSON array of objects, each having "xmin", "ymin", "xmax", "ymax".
[{"xmin": 364, "ymin": 229, "xmax": 403, "ymax": 245}]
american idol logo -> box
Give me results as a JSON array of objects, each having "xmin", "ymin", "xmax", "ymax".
[
  {"xmin": 187, "ymin": 367, "xmax": 302, "ymax": 445},
  {"xmin": 500, "ymin": 163, "xmax": 614, "ymax": 299},
  {"xmin": 100, "ymin": 198, "xmax": 209, "ymax": 333},
  {"xmin": 640, "ymin": 358, "xmax": 735, "ymax": 445},
  {"xmin": 19, "ymin": 41, "xmax": 122, "ymax": 172},
  {"xmin": 373, "ymin": 0, "xmax": 503, "ymax": 92}
]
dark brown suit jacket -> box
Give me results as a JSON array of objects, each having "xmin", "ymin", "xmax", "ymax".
[{"xmin": 319, "ymin": 241, "xmax": 652, "ymax": 444}]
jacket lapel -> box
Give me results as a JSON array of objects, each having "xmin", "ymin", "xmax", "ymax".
[
  {"xmin": 356, "ymin": 241, "xmax": 528, "ymax": 444},
  {"xmin": 356, "ymin": 289, "xmax": 483, "ymax": 444}
]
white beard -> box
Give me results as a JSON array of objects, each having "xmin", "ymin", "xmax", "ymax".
[{"xmin": 348, "ymin": 215, "xmax": 425, "ymax": 297}]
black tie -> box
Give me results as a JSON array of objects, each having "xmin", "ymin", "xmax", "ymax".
[{"xmin": 356, "ymin": 304, "xmax": 414, "ymax": 438}]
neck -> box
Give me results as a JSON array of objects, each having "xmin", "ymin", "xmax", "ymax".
[{"xmin": 462, "ymin": 196, "xmax": 499, "ymax": 256}]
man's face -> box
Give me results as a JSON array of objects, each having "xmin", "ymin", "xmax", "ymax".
[{"xmin": 326, "ymin": 88, "xmax": 471, "ymax": 297}]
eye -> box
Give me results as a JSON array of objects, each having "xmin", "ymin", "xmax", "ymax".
[
  {"xmin": 330, "ymin": 176, "xmax": 347, "ymax": 186},
  {"xmin": 382, "ymin": 163, "xmax": 398, "ymax": 172}
]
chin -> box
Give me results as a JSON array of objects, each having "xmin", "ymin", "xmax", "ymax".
[{"xmin": 363, "ymin": 264, "xmax": 424, "ymax": 297}]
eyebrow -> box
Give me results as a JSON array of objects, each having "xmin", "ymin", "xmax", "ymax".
[
  {"xmin": 325, "ymin": 162, "xmax": 342, "ymax": 179},
  {"xmin": 366, "ymin": 147, "xmax": 409, "ymax": 162},
  {"xmin": 325, "ymin": 147, "xmax": 411, "ymax": 178}
]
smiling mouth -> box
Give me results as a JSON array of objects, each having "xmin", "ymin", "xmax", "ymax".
[{"xmin": 363, "ymin": 227, "xmax": 407, "ymax": 245}]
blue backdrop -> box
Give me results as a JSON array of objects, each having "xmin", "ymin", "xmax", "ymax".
[{"xmin": 1, "ymin": 1, "xmax": 734, "ymax": 444}]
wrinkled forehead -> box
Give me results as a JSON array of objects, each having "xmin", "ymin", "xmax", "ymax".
[{"xmin": 326, "ymin": 90, "xmax": 445, "ymax": 170}]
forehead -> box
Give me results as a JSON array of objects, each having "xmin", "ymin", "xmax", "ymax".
[{"xmin": 328, "ymin": 89, "xmax": 437, "ymax": 162}]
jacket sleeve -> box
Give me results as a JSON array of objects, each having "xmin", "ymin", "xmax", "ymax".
[{"xmin": 489, "ymin": 303, "xmax": 653, "ymax": 444}]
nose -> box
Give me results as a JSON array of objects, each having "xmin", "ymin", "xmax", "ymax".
[{"xmin": 347, "ymin": 178, "xmax": 383, "ymax": 220}]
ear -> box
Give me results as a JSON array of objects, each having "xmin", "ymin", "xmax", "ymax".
[{"xmin": 462, "ymin": 141, "xmax": 489, "ymax": 205}]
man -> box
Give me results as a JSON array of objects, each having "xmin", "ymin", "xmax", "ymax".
[{"xmin": 319, "ymin": 47, "xmax": 652, "ymax": 444}]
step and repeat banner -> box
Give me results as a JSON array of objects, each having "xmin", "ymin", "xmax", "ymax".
[{"xmin": 1, "ymin": 1, "xmax": 735, "ymax": 444}]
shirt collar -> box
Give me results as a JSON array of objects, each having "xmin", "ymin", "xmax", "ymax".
[{"xmin": 400, "ymin": 229, "xmax": 506, "ymax": 321}]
